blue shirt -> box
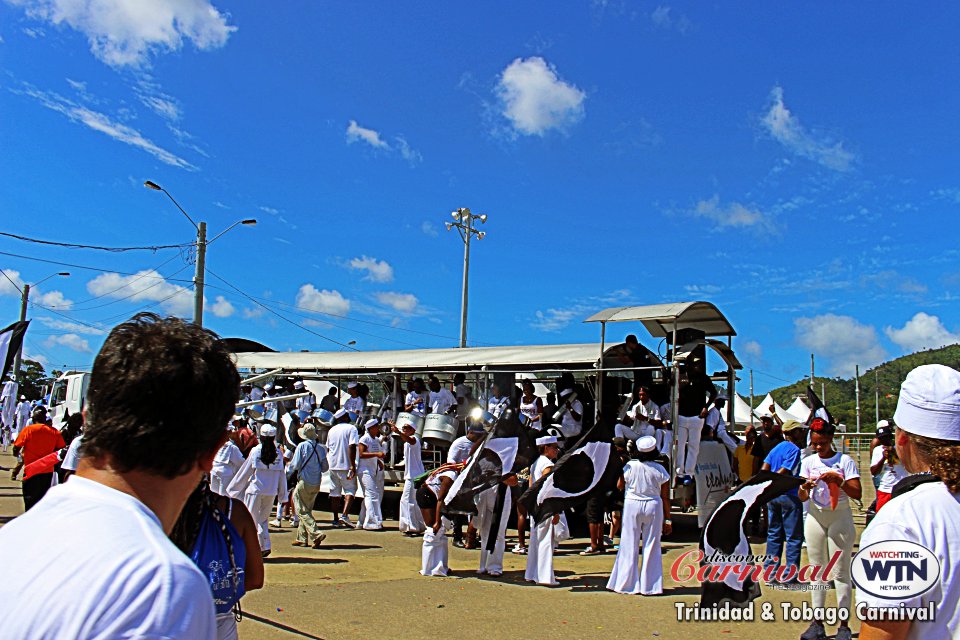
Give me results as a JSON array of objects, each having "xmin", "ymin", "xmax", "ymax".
[
  {"xmin": 764, "ymin": 440, "xmax": 801, "ymax": 497},
  {"xmin": 288, "ymin": 440, "xmax": 328, "ymax": 486}
]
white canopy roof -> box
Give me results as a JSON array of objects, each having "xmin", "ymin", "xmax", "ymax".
[
  {"xmin": 584, "ymin": 301, "xmax": 736, "ymax": 338},
  {"xmin": 755, "ymin": 393, "xmax": 802, "ymax": 423},
  {"xmin": 787, "ymin": 397, "xmax": 811, "ymax": 423},
  {"xmin": 233, "ymin": 343, "xmax": 603, "ymax": 374},
  {"xmin": 732, "ymin": 394, "xmax": 759, "ymax": 426}
]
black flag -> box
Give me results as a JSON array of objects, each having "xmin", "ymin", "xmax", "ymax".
[
  {"xmin": 805, "ymin": 385, "xmax": 833, "ymax": 426},
  {"xmin": 442, "ymin": 412, "xmax": 538, "ymax": 516},
  {"xmin": 0, "ymin": 321, "xmax": 29, "ymax": 381},
  {"xmin": 699, "ymin": 470, "xmax": 805, "ymax": 608},
  {"xmin": 518, "ymin": 425, "xmax": 620, "ymax": 524}
]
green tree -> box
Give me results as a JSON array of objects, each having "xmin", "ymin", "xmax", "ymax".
[{"xmin": 19, "ymin": 359, "xmax": 52, "ymax": 399}]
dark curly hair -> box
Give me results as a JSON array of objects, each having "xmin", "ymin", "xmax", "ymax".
[{"xmin": 81, "ymin": 313, "xmax": 240, "ymax": 478}]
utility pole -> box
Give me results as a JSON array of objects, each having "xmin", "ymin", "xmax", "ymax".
[
  {"xmin": 810, "ymin": 354, "xmax": 815, "ymax": 388},
  {"xmin": 445, "ymin": 207, "xmax": 487, "ymax": 348},
  {"xmin": 193, "ymin": 221, "xmax": 207, "ymax": 326},
  {"xmin": 12, "ymin": 284, "xmax": 29, "ymax": 384},
  {"xmin": 875, "ymin": 369, "xmax": 880, "ymax": 425},
  {"xmin": 749, "ymin": 369, "xmax": 755, "ymax": 428},
  {"xmin": 855, "ymin": 364, "xmax": 861, "ymax": 434}
]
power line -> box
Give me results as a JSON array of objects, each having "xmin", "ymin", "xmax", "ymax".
[
  {"xmin": 66, "ymin": 252, "xmax": 186, "ymax": 307},
  {"xmin": 0, "ymin": 268, "xmax": 22, "ymax": 294},
  {"xmin": 0, "ymin": 250, "xmax": 196, "ymax": 285},
  {"xmin": 0, "ymin": 231, "xmax": 191, "ymax": 252}
]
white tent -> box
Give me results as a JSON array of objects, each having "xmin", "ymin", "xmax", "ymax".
[
  {"xmin": 732, "ymin": 394, "xmax": 759, "ymax": 427},
  {"xmin": 755, "ymin": 393, "xmax": 801, "ymax": 423},
  {"xmin": 786, "ymin": 397, "xmax": 811, "ymax": 423}
]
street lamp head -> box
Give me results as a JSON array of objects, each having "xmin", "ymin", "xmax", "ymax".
[
  {"xmin": 57, "ymin": 272, "xmax": 70, "ymax": 277},
  {"xmin": 451, "ymin": 210, "xmax": 461, "ymax": 220},
  {"xmin": 348, "ymin": 340, "xmax": 357, "ymax": 346},
  {"xmin": 445, "ymin": 222, "xmax": 454, "ymax": 231},
  {"xmin": 241, "ymin": 219, "xmax": 257, "ymax": 226},
  {"xmin": 144, "ymin": 180, "xmax": 163, "ymax": 191},
  {"xmin": 477, "ymin": 231, "xmax": 486, "ymax": 240},
  {"xmin": 478, "ymin": 214, "xmax": 487, "ymax": 223}
]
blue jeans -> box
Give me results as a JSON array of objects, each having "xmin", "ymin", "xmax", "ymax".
[{"xmin": 765, "ymin": 493, "xmax": 803, "ymax": 579}]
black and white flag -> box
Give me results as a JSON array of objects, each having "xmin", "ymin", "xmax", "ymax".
[
  {"xmin": 699, "ymin": 470, "xmax": 804, "ymax": 608},
  {"xmin": 442, "ymin": 413, "xmax": 537, "ymax": 516},
  {"xmin": 0, "ymin": 321, "xmax": 29, "ymax": 381},
  {"xmin": 805, "ymin": 385, "xmax": 833, "ymax": 426},
  {"xmin": 518, "ymin": 432, "xmax": 620, "ymax": 524}
]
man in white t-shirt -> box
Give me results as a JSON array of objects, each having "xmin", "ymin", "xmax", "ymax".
[
  {"xmin": 404, "ymin": 378, "xmax": 428, "ymax": 417},
  {"xmin": 858, "ymin": 365, "xmax": 960, "ymax": 640},
  {"xmin": 343, "ymin": 382, "xmax": 365, "ymax": 418},
  {"xmin": 869, "ymin": 422, "xmax": 907, "ymax": 512},
  {"xmin": 326, "ymin": 409, "xmax": 360, "ymax": 527},
  {"xmin": 558, "ymin": 388, "xmax": 583, "ymax": 441},
  {"xmin": 428, "ymin": 376, "xmax": 456, "ymax": 415},
  {"xmin": 0, "ymin": 313, "xmax": 240, "ymax": 639}
]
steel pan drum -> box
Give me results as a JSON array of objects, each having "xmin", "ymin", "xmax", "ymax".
[
  {"xmin": 312, "ymin": 408, "xmax": 335, "ymax": 426},
  {"xmin": 394, "ymin": 412, "xmax": 425, "ymax": 439},
  {"xmin": 423, "ymin": 413, "xmax": 458, "ymax": 447}
]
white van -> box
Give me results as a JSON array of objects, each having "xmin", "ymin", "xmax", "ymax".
[{"xmin": 48, "ymin": 371, "xmax": 90, "ymax": 430}]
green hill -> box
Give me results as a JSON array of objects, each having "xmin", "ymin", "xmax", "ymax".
[{"xmin": 765, "ymin": 343, "xmax": 960, "ymax": 432}]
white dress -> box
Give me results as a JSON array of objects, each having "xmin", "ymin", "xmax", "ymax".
[
  {"xmin": 421, "ymin": 470, "xmax": 457, "ymax": 577},
  {"xmin": 524, "ymin": 455, "xmax": 559, "ymax": 586},
  {"xmin": 226, "ymin": 445, "xmax": 287, "ymax": 551},
  {"xmin": 607, "ymin": 460, "xmax": 669, "ymax": 595},
  {"xmin": 357, "ymin": 433, "xmax": 384, "ymax": 530},
  {"xmin": 399, "ymin": 436, "xmax": 426, "ymax": 533}
]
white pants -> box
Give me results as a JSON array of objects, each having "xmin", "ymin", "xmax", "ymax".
[
  {"xmin": 243, "ymin": 492, "xmax": 276, "ymax": 551},
  {"xmin": 657, "ymin": 428, "xmax": 673, "ymax": 458},
  {"xmin": 358, "ymin": 468, "xmax": 383, "ymax": 530},
  {"xmin": 553, "ymin": 512, "xmax": 570, "ymax": 549},
  {"xmin": 675, "ymin": 415, "xmax": 703, "ymax": 476},
  {"xmin": 805, "ymin": 502, "xmax": 855, "ymax": 612},
  {"xmin": 477, "ymin": 487, "xmax": 512, "ymax": 575},
  {"xmin": 399, "ymin": 479, "xmax": 426, "ymax": 533},
  {"xmin": 525, "ymin": 516, "xmax": 558, "ymax": 586},
  {"xmin": 607, "ymin": 498, "xmax": 663, "ymax": 595},
  {"xmin": 421, "ymin": 527, "xmax": 449, "ymax": 576}
]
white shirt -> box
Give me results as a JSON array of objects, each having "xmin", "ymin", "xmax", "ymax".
[
  {"xmin": 296, "ymin": 393, "xmax": 315, "ymax": 413},
  {"xmin": 344, "ymin": 395, "xmax": 364, "ymax": 415},
  {"xmin": 799, "ymin": 451, "xmax": 860, "ymax": 509},
  {"xmin": 628, "ymin": 399, "xmax": 661, "ymax": 425},
  {"xmin": 226, "ymin": 444, "xmax": 287, "ymax": 500},
  {"xmin": 447, "ymin": 435, "xmax": 473, "ymax": 464},
  {"xmin": 403, "ymin": 435, "xmax": 425, "ymax": 480},
  {"xmin": 61, "ymin": 434, "xmax": 83, "ymax": 472},
  {"xmin": 212, "ymin": 440, "xmax": 245, "ymax": 486},
  {"xmin": 357, "ymin": 433, "xmax": 383, "ymax": 474},
  {"xmin": 704, "ymin": 406, "xmax": 723, "ymax": 430},
  {"xmin": 426, "ymin": 469, "xmax": 457, "ymax": 496},
  {"xmin": 487, "ymin": 395, "xmax": 509, "ymax": 417},
  {"xmin": 15, "ymin": 401, "xmax": 31, "ymax": 428},
  {"xmin": 405, "ymin": 391, "xmax": 427, "ymax": 416},
  {"xmin": 857, "ymin": 481, "xmax": 960, "ymax": 640},
  {"xmin": 623, "ymin": 459, "xmax": 669, "ymax": 501},
  {"xmin": 530, "ymin": 455, "xmax": 554, "ymax": 481},
  {"xmin": 559, "ymin": 399, "xmax": 583, "ymax": 439},
  {"xmin": 0, "ymin": 477, "xmax": 216, "ymax": 639},
  {"xmin": 870, "ymin": 446, "xmax": 908, "ymax": 494},
  {"xmin": 454, "ymin": 383, "xmax": 473, "ymax": 417},
  {"xmin": 326, "ymin": 423, "xmax": 360, "ymax": 471},
  {"xmin": 429, "ymin": 387, "xmax": 456, "ymax": 415}
]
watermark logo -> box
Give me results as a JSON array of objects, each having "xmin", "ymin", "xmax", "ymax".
[{"xmin": 852, "ymin": 540, "xmax": 940, "ymax": 600}]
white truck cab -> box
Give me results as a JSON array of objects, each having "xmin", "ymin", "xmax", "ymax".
[{"xmin": 47, "ymin": 371, "xmax": 90, "ymax": 430}]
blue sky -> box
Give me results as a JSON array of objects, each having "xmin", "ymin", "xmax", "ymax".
[{"xmin": 1, "ymin": 1, "xmax": 958, "ymax": 392}]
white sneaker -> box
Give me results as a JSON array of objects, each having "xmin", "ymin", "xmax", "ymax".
[{"xmin": 270, "ymin": 519, "xmax": 282, "ymax": 528}]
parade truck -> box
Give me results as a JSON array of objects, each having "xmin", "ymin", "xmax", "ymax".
[{"xmin": 47, "ymin": 370, "xmax": 90, "ymax": 430}]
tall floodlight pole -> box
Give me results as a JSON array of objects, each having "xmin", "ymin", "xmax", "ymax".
[
  {"xmin": 875, "ymin": 369, "xmax": 880, "ymax": 425},
  {"xmin": 145, "ymin": 181, "xmax": 256, "ymax": 326},
  {"xmin": 855, "ymin": 364, "xmax": 861, "ymax": 434},
  {"xmin": 445, "ymin": 207, "xmax": 487, "ymax": 348}
]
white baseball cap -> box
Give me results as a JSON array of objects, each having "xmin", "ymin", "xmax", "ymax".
[
  {"xmin": 365, "ymin": 418, "xmax": 380, "ymax": 429},
  {"xmin": 893, "ymin": 364, "xmax": 960, "ymax": 441},
  {"xmin": 259, "ymin": 424, "xmax": 277, "ymax": 437}
]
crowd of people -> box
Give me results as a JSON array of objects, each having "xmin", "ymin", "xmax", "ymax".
[{"xmin": 0, "ymin": 316, "xmax": 957, "ymax": 640}]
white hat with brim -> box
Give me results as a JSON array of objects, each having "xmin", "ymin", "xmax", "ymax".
[
  {"xmin": 893, "ymin": 364, "xmax": 960, "ymax": 441},
  {"xmin": 365, "ymin": 418, "xmax": 380, "ymax": 429},
  {"xmin": 536, "ymin": 435, "xmax": 558, "ymax": 446},
  {"xmin": 637, "ymin": 435, "xmax": 657, "ymax": 452},
  {"xmin": 347, "ymin": 382, "xmax": 359, "ymax": 389},
  {"xmin": 298, "ymin": 424, "xmax": 317, "ymax": 440},
  {"xmin": 259, "ymin": 424, "xmax": 277, "ymax": 437}
]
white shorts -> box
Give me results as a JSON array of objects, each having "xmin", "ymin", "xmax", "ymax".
[{"xmin": 329, "ymin": 470, "xmax": 357, "ymax": 497}]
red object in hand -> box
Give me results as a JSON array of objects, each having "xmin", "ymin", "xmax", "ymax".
[{"xmin": 818, "ymin": 470, "xmax": 844, "ymax": 510}]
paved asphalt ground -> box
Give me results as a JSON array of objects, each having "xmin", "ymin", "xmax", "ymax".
[{"xmin": 0, "ymin": 449, "xmax": 874, "ymax": 639}]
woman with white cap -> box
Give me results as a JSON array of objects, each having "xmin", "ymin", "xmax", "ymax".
[
  {"xmin": 209, "ymin": 421, "xmax": 245, "ymax": 496},
  {"xmin": 393, "ymin": 419, "xmax": 426, "ymax": 535},
  {"xmin": 226, "ymin": 424, "xmax": 288, "ymax": 557},
  {"xmin": 606, "ymin": 435, "xmax": 671, "ymax": 595},
  {"xmin": 357, "ymin": 418, "xmax": 386, "ymax": 530},
  {"xmin": 858, "ymin": 364, "xmax": 960, "ymax": 640},
  {"xmin": 525, "ymin": 434, "xmax": 562, "ymax": 586},
  {"xmin": 343, "ymin": 382, "xmax": 365, "ymax": 419}
]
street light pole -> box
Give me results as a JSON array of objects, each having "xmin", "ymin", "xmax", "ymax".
[
  {"xmin": 445, "ymin": 207, "xmax": 487, "ymax": 348},
  {"xmin": 11, "ymin": 271, "xmax": 69, "ymax": 383}
]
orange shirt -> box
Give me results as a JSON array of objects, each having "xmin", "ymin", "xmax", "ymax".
[{"xmin": 14, "ymin": 423, "xmax": 66, "ymax": 466}]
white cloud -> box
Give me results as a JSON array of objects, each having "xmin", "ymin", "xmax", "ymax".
[
  {"xmin": 45, "ymin": 333, "xmax": 91, "ymax": 353},
  {"xmin": 22, "ymin": 25, "xmax": 45, "ymax": 38},
  {"xmin": 795, "ymin": 314, "xmax": 886, "ymax": 376},
  {"xmin": 209, "ymin": 295, "xmax": 234, "ymax": 318},
  {"xmin": 347, "ymin": 256, "xmax": 393, "ymax": 283},
  {"xmin": 691, "ymin": 195, "xmax": 770, "ymax": 229},
  {"xmin": 0, "ymin": 269, "xmax": 24, "ymax": 297},
  {"xmin": 295, "ymin": 284, "xmax": 350, "ymax": 316},
  {"xmin": 15, "ymin": 84, "xmax": 196, "ymax": 169},
  {"xmin": 346, "ymin": 120, "xmax": 388, "ymax": 149},
  {"xmin": 531, "ymin": 308, "xmax": 582, "ymax": 332},
  {"xmin": 374, "ymin": 291, "xmax": 419, "ymax": 314},
  {"xmin": 684, "ymin": 284, "xmax": 722, "ymax": 296},
  {"xmin": 11, "ymin": 0, "xmax": 236, "ymax": 68},
  {"xmin": 86, "ymin": 269, "xmax": 194, "ymax": 316},
  {"xmin": 741, "ymin": 340, "xmax": 763, "ymax": 360},
  {"xmin": 139, "ymin": 93, "xmax": 180, "ymax": 121},
  {"xmin": 762, "ymin": 86, "xmax": 854, "ymax": 172},
  {"xmin": 260, "ymin": 206, "xmax": 279, "ymax": 215},
  {"xmin": 36, "ymin": 289, "xmax": 73, "ymax": 309},
  {"xmin": 650, "ymin": 5, "xmax": 691, "ymax": 33},
  {"xmin": 421, "ymin": 221, "xmax": 438, "ymax": 238},
  {"xmin": 37, "ymin": 317, "xmax": 106, "ymax": 335},
  {"xmin": 394, "ymin": 136, "xmax": 422, "ymax": 164},
  {"xmin": 242, "ymin": 306, "xmax": 264, "ymax": 320},
  {"xmin": 496, "ymin": 56, "xmax": 586, "ymax": 136},
  {"xmin": 884, "ymin": 312, "xmax": 960, "ymax": 352}
]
